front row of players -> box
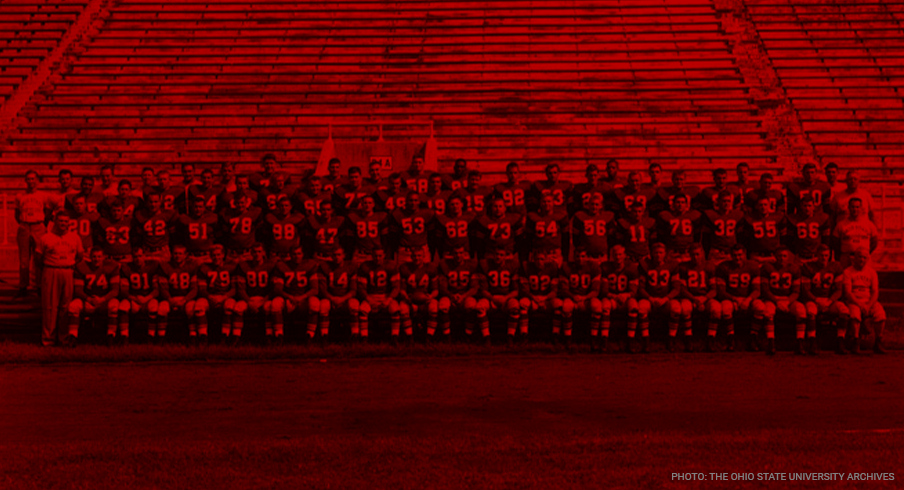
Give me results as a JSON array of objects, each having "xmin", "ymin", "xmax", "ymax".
[{"xmin": 66, "ymin": 240, "xmax": 885, "ymax": 355}]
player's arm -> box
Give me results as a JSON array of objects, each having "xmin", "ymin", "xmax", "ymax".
[
  {"xmin": 387, "ymin": 270, "xmax": 401, "ymax": 301},
  {"xmin": 158, "ymin": 275, "xmax": 172, "ymax": 302},
  {"xmin": 300, "ymin": 273, "xmax": 319, "ymax": 302},
  {"xmin": 235, "ymin": 273, "xmax": 250, "ymax": 303},
  {"xmin": 462, "ymin": 270, "xmax": 480, "ymax": 300},
  {"xmin": 73, "ymin": 272, "xmax": 88, "ymax": 302},
  {"xmin": 599, "ymin": 275, "xmax": 611, "ymax": 300},
  {"xmin": 356, "ymin": 273, "xmax": 368, "ymax": 301},
  {"xmin": 338, "ymin": 274, "xmax": 356, "ymax": 304},
  {"xmin": 99, "ymin": 271, "xmax": 121, "ymax": 305},
  {"xmin": 665, "ymin": 273, "xmax": 681, "ymax": 301},
  {"xmin": 184, "ymin": 275, "xmax": 199, "ymax": 302},
  {"xmin": 272, "ymin": 269, "xmax": 286, "ymax": 298},
  {"xmin": 800, "ymin": 275, "xmax": 817, "ymax": 303},
  {"xmin": 787, "ymin": 276, "xmax": 800, "ymax": 304},
  {"xmin": 637, "ymin": 275, "xmax": 652, "ymax": 300},
  {"xmin": 829, "ymin": 274, "xmax": 844, "ymax": 303},
  {"xmin": 830, "ymin": 223, "xmax": 843, "ymax": 259},
  {"xmin": 747, "ymin": 276, "xmax": 761, "ymax": 302},
  {"xmin": 761, "ymin": 270, "xmax": 777, "ymax": 302}
]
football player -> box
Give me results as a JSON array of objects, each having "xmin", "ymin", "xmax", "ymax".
[
  {"xmin": 389, "ymin": 191, "xmax": 434, "ymax": 263},
  {"xmin": 742, "ymin": 196, "xmax": 788, "ymax": 263},
  {"xmin": 175, "ymin": 197, "xmax": 218, "ymax": 264},
  {"xmin": 559, "ymin": 248, "xmax": 603, "ymax": 348},
  {"xmin": 347, "ymin": 194, "xmax": 388, "ymax": 263},
  {"xmin": 272, "ymin": 245, "xmax": 321, "ymax": 343},
  {"xmin": 473, "ymin": 196, "xmax": 522, "ymax": 260},
  {"xmin": 263, "ymin": 196, "xmax": 305, "ymax": 262},
  {"xmin": 843, "ymin": 248, "xmax": 885, "ymax": 354},
  {"xmin": 715, "ymin": 245, "xmax": 764, "ymax": 352},
  {"xmin": 600, "ymin": 245, "xmax": 639, "ymax": 353},
  {"xmin": 570, "ymin": 194, "xmax": 614, "ymax": 262},
  {"xmin": 678, "ymin": 243, "xmax": 720, "ymax": 352},
  {"xmin": 801, "ymin": 244, "xmax": 848, "ymax": 355},
  {"xmin": 233, "ymin": 243, "xmax": 278, "ymax": 344},
  {"xmin": 218, "ymin": 190, "xmax": 262, "ymax": 262},
  {"xmin": 157, "ymin": 244, "xmax": 201, "ymax": 344},
  {"xmin": 760, "ymin": 247, "xmax": 806, "ymax": 355},
  {"xmin": 701, "ymin": 190, "xmax": 745, "ymax": 264},
  {"xmin": 68, "ymin": 247, "xmax": 121, "ymax": 346},
  {"xmin": 637, "ymin": 243, "xmax": 681, "ymax": 352},
  {"xmin": 358, "ymin": 248, "xmax": 403, "ymax": 342},
  {"xmin": 118, "ymin": 246, "xmax": 161, "ymax": 343},
  {"xmin": 319, "ymin": 246, "xmax": 360, "ymax": 342},
  {"xmin": 438, "ymin": 245, "xmax": 480, "ymax": 340},
  {"xmin": 494, "ymin": 162, "xmax": 531, "ymax": 217},
  {"xmin": 399, "ymin": 246, "xmax": 440, "ymax": 340},
  {"xmin": 656, "ymin": 193, "xmax": 701, "ymax": 263},
  {"xmin": 518, "ymin": 249, "xmax": 562, "ymax": 342},
  {"xmin": 198, "ymin": 245, "xmax": 237, "ymax": 344},
  {"xmin": 477, "ymin": 246, "xmax": 522, "ymax": 344},
  {"xmin": 612, "ymin": 201, "xmax": 656, "ymax": 262}
]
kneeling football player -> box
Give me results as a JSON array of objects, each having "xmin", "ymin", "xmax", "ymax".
[{"xmin": 158, "ymin": 244, "xmax": 202, "ymax": 344}]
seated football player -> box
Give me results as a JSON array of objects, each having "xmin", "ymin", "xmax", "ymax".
[
  {"xmin": 273, "ymin": 245, "xmax": 321, "ymax": 343},
  {"xmin": 399, "ymin": 246, "xmax": 440, "ymax": 340},
  {"xmin": 157, "ymin": 244, "xmax": 202, "ymax": 344},
  {"xmin": 678, "ymin": 243, "xmax": 720, "ymax": 352},
  {"xmin": 559, "ymin": 248, "xmax": 604, "ymax": 348},
  {"xmin": 760, "ymin": 247, "xmax": 807, "ymax": 355},
  {"xmin": 319, "ymin": 246, "xmax": 360, "ymax": 342},
  {"xmin": 438, "ymin": 245, "xmax": 480, "ymax": 341},
  {"xmin": 118, "ymin": 246, "xmax": 161, "ymax": 344},
  {"xmin": 233, "ymin": 243, "xmax": 278, "ymax": 344},
  {"xmin": 68, "ymin": 247, "xmax": 121, "ymax": 346},
  {"xmin": 197, "ymin": 245, "xmax": 237, "ymax": 344},
  {"xmin": 715, "ymin": 245, "xmax": 764, "ymax": 352},
  {"xmin": 518, "ymin": 249, "xmax": 563, "ymax": 343},
  {"xmin": 358, "ymin": 248, "xmax": 404, "ymax": 343},
  {"xmin": 477, "ymin": 247, "xmax": 522, "ymax": 344},
  {"xmin": 600, "ymin": 245, "xmax": 639, "ymax": 352},
  {"xmin": 843, "ymin": 248, "xmax": 886, "ymax": 354},
  {"xmin": 637, "ymin": 243, "xmax": 681, "ymax": 353},
  {"xmin": 801, "ymin": 244, "xmax": 848, "ymax": 355}
]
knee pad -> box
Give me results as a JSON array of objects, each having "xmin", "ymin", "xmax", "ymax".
[
  {"xmin": 707, "ymin": 300, "xmax": 722, "ymax": 319},
  {"xmin": 232, "ymin": 301, "xmax": 247, "ymax": 315},
  {"xmin": 831, "ymin": 302, "xmax": 849, "ymax": 317},
  {"xmin": 427, "ymin": 299, "xmax": 439, "ymax": 315},
  {"xmin": 319, "ymin": 299, "xmax": 331, "ymax": 315},
  {"xmin": 626, "ymin": 298, "xmax": 639, "ymax": 314},
  {"xmin": 589, "ymin": 298, "xmax": 603, "ymax": 315},
  {"xmin": 475, "ymin": 299, "xmax": 489, "ymax": 315},
  {"xmin": 805, "ymin": 302, "xmax": 818, "ymax": 318},
  {"xmin": 679, "ymin": 299, "xmax": 693, "ymax": 318},
  {"xmin": 561, "ymin": 299, "xmax": 574, "ymax": 316},
  {"xmin": 359, "ymin": 301, "xmax": 372, "ymax": 316},
  {"xmin": 67, "ymin": 299, "xmax": 84, "ymax": 316},
  {"xmin": 387, "ymin": 299, "xmax": 400, "ymax": 315},
  {"xmin": 599, "ymin": 298, "xmax": 612, "ymax": 315},
  {"xmin": 398, "ymin": 302, "xmax": 410, "ymax": 317},
  {"xmin": 222, "ymin": 298, "xmax": 235, "ymax": 313},
  {"xmin": 193, "ymin": 298, "xmax": 209, "ymax": 316},
  {"xmin": 118, "ymin": 299, "xmax": 131, "ymax": 314},
  {"xmin": 463, "ymin": 297, "xmax": 477, "ymax": 310},
  {"xmin": 751, "ymin": 300, "xmax": 765, "ymax": 316},
  {"xmin": 157, "ymin": 301, "xmax": 171, "ymax": 317},
  {"xmin": 791, "ymin": 302, "xmax": 806, "ymax": 319},
  {"xmin": 184, "ymin": 300, "xmax": 197, "ymax": 317},
  {"xmin": 269, "ymin": 297, "xmax": 285, "ymax": 313},
  {"xmin": 763, "ymin": 302, "xmax": 776, "ymax": 319},
  {"xmin": 438, "ymin": 297, "xmax": 451, "ymax": 313},
  {"xmin": 307, "ymin": 296, "xmax": 320, "ymax": 314},
  {"xmin": 720, "ymin": 300, "xmax": 734, "ymax": 318},
  {"xmin": 347, "ymin": 298, "xmax": 360, "ymax": 314},
  {"xmin": 107, "ymin": 299, "xmax": 120, "ymax": 314},
  {"xmin": 637, "ymin": 299, "xmax": 651, "ymax": 316},
  {"xmin": 518, "ymin": 297, "xmax": 531, "ymax": 313},
  {"xmin": 506, "ymin": 298, "xmax": 521, "ymax": 316}
]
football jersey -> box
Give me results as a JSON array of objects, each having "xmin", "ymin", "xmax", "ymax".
[
  {"xmin": 100, "ymin": 195, "xmax": 141, "ymax": 221},
  {"xmin": 639, "ymin": 258, "xmax": 679, "ymax": 297},
  {"xmin": 66, "ymin": 191, "xmax": 104, "ymax": 214},
  {"xmin": 249, "ymin": 172, "xmax": 278, "ymax": 191},
  {"xmin": 678, "ymin": 261, "xmax": 716, "ymax": 297},
  {"xmin": 219, "ymin": 207, "xmax": 262, "ymax": 251},
  {"xmin": 843, "ymin": 265, "xmax": 878, "ymax": 304},
  {"xmin": 347, "ymin": 211, "xmax": 388, "ymax": 256},
  {"xmin": 402, "ymin": 170, "xmax": 430, "ymax": 195},
  {"xmin": 531, "ymin": 180, "xmax": 573, "ymax": 212},
  {"xmin": 136, "ymin": 209, "xmax": 175, "ymax": 250},
  {"xmin": 789, "ymin": 211, "xmax": 830, "ymax": 259},
  {"xmin": 613, "ymin": 217, "xmax": 656, "ymax": 260},
  {"xmin": 236, "ymin": 259, "xmax": 277, "ymax": 297},
  {"xmin": 358, "ymin": 260, "xmax": 399, "ymax": 295},
  {"xmin": 74, "ymin": 259, "xmax": 120, "ymax": 297},
  {"xmin": 761, "ymin": 262, "xmax": 800, "ymax": 297},
  {"xmin": 452, "ymin": 186, "xmax": 491, "ymax": 214},
  {"xmin": 374, "ymin": 189, "xmax": 407, "ymax": 213},
  {"xmin": 474, "ymin": 213, "xmax": 522, "ymax": 255},
  {"xmin": 521, "ymin": 261, "xmax": 560, "ymax": 296},
  {"xmin": 259, "ymin": 185, "xmax": 300, "ymax": 213},
  {"xmin": 493, "ymin": 181, "xmax": 532, "ymax": 216},
  {"xmin": 571, "ymin": 210, "xmax": 616, "ymax": 257},
  {"xmin": 573, "ymin": 182, "xmax": 611, "ymax": 214},
  {"xmin": 67, "ymin": 211, "xmax": 99, "ymax": 251},
  {"xmin": 263, "ymin": 212, "xmax": 305, "ymax": 255},
  {"xmin": 294, "ymin": 190, "xmax": 331, "ymax": 217},
  {"xmin": 742, "ymin": 212, "xmax": 787, "ymax": 256},
  {"xmin": 803, "ymin": 261, "xmax": 844, "ymax": 299},
  {"xmin": 695, "ymin": 186, "xmax": 736, "ymax": 211},
  {"xmin": 702, "ymin": 209, "xmax": 745, "ymax": 252},
  {"xmin": 307, "ymin": 215, "xmax": 347, "ymax": 256},
  {"xmin": 423, "ymin": 190, "xmax": 452, "ymax": 216},
  {"xmin": 174, "ymin": 212, "xmax": 218, "ymax": 254},
  {"xmin": 728, "ymin": 182, "xmax": 757, "ymax": 209},
  {"xmin": 833, "ymin": 217, "xmax": 879, "ymax": 254},
  {"xmin": 320, "ymin": 260, "xmax": 358, "ymax": 297},
  {"xmin": 333, "ymin": 183, "xmax": 376, "ymax": 215},
  {"xmin": 160, "ymin": 185, "xmax": 185, "ymax": 213},
  {"xmin": 715, "ymin": 259, "xmax": 760, "ymax": 298},
  {"xmin": 441, "ymin": 173, "xmax": 468, "ymax": 192},
  {"xmin": 657, "ymin": 209, "xmax": 701, "ymax": 254},
  {"xmin": 435, "ymin": 212, "xmax": 474, "ymax": 255},
  {"xmin": 199, "ymin": 261, "xmax": 237, "ymax": 296},
  {"xmin": 400, "ymin": 262, "xmax": 438, "ymax": 297},
  {"xmin": 217, "ymin": 188, "xmax": 259, "ymax": 211},
  {"xmin": 654, "ymin": 185, "xmax": 700, "ymax": 213},
  {"xmin": 160, "ymin": 259, "xmax": 198, "ymax": 297},
  {"xmin": 96, "ymin": 216, "xmax": 133, "ymax": 257},
  {"xmin": 186, "ymin": 184, "xmax": 221, "ymax": 212},
  {"xmin": 611, "ymin": 186, "xmax": 655, "ymax": 217},
  {"xmin": 276, "ymin": 259, "xmax": 320, "ymax": 296},
  {"xmin": 744, "ymin": 188, "xmax": 785, "ymax": 214},
  {"xmin": 479, "ymin": 259, "xmax": 520, "ymax": 296},
  {"xmin": 121, "ymin": 260, "xmax": 160, "ymax": 297},
  {"xmin": 525, "ymin": 210, "xmax": 568, "ymax": 254},
  {"xmin": 391, "ymin": 208, "xmax": 435, "ymax": 249},
  {"xmin": 786, "ymin": 180, "xmax": 831, "ymax": 214},
  {"xmin": 439, "ymin": 258, "xmax": 479, "ymax": 295},
  {"xmin": 561, "ymin": 261, "xmax": 602, "ymax": 297},
  {"xmin": 602, "ymin": 261, "xmax": 640, "ymax": 296},
  {"xmin": 320, "ymin": 175, "xmax": 344, "ymax": 196}
]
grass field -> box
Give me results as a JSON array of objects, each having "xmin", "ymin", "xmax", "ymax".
[{"xmin": 1, "ymin": 352, "xmax": 901, "ymax": 489}]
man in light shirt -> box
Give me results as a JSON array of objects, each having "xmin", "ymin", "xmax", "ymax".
[
  {"xmin": 15, "ymin": 170, "xmax": 52, "ymax": 298},
  {"xmin": 832, "ymin": 198, "xmax": 878, "ymax": 266},
  {"xmin": 36, "ymin": 212, "xmax": 84, "ymax": 346},
  {"xmin": 842, "ymin": 248, "xmax": 885, "ymax": 354}
]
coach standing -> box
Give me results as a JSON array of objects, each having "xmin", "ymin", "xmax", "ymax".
[
  {"xmin": 14, "ymin": 170, "xmax": 52, "ymax": 298},
  {"xmin": 35, "ymin": 212, "xmax": 83, "ymax": 346}
]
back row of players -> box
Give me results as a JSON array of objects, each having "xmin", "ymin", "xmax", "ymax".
[{"xmin": 41, "ymin": 156, "xmax": 885, "ymax": 354}]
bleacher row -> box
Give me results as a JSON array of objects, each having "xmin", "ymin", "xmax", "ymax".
[
  {"xmin": 0, "ymin": 0, "xmax": 87, "ymax": 103},
  {"xmin": 0, "ymin": 1, "xmax": 900, "ymax": 186}
]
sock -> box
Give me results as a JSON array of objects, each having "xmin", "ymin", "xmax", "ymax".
[
  {"xmin": 600, "ymin": 313, "xmax": 610, "ymax": 338},
  {"xmin": 723, "ymin": 315, "xmax": 734, "ymax": 336},
  {"xmin": 627, "ymin": 313, "xmax": 638, "ymax": 338},
  {"xmin": 507, "ymin": 313, "xmax": 518, "ymax": 337},
  {"xmin": 640, "ymin": 316, "xmax": 649, "ymax": 338},
  {"xmin": 707, "ymin": 317, "xmax": 718, "ymax": 337},
  {"xmin": 837, "ymin": 315, "xmax": 848, "ymax": 338},
  {"xmin": 273, "ymin": 310, "xmax": 283, "ymax": 337},
  {"xmin": 231, "ymin": 317, "xmax": 242, "ymax": 337},
  {"xmin": 681, "ymin": 316, "xmax": 692, "ymax": 338},
  {"xmin": 401, "ymin": 313, "xmax": 412, "ymax": 336},
  {"xmin": 765, "ymin": 318, "xmax": 775, "ymax": 339},
  {"xmin": 796, "ymin": 319, "xmax": 806, "ymax": 339},
  {"xmin": 391, "ymin": 311, "xmax": 401, "ymax": 337}
]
